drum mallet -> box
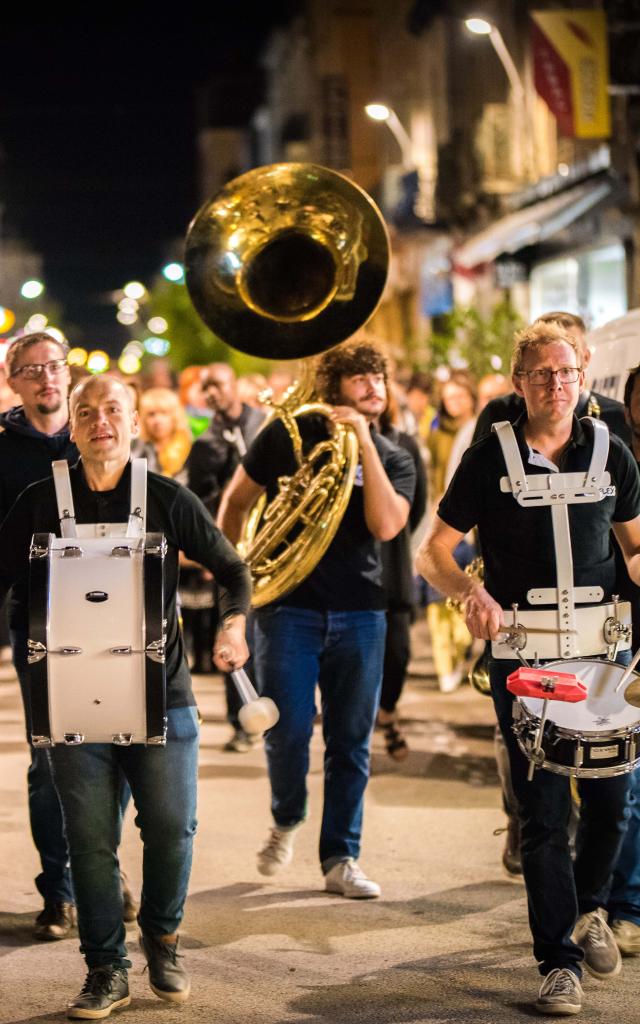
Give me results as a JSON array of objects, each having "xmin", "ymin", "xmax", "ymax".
[
  {"xmin": 231, "ymin": 668, "xmax": 280, "ymax": 736},
  {"xmin": 614, "ymin": 646, "xmax": 640, "ymax": 694}
]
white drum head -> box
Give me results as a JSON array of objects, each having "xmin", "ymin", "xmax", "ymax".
[{"xmin": 519, "ymin": 659, "xmax": 640, "ymax": 732}]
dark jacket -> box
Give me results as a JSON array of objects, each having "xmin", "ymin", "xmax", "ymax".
[
  {"xmin": 186, "ymin": 404, "xmax": 265, "ymax": 515},
  {"xmin": 0, "ymin": 406, "xmax": 78, "ymax": 524},
  {"xmin": 380, "ymin": 427, "xmax": 427, "ymax": 610}
]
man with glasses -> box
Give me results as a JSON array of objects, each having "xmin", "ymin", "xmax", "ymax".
[
  {"xmin": 416, "ymin": 322, "xmax": 640, "ymax": 1016},
  {"xmin": 0, "ymin": 333, "xmax": 138, "ymax": 940}
]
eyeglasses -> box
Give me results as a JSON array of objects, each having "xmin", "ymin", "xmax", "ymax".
[
  {"xmin": 516, "ymin": 366, "xmax": 582, "ymax": 386},
  {"xmin": 9, "ymin": 358, "xmax": 68, "ymax": 380}
]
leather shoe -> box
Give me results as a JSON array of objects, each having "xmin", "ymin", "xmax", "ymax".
[
  {"xmin": 67, "ymin": 965, "xmax": 130, "ymax": 1019},
  {"xmin": 34, "ymin": 901, "xmax": 76, "ymax": 941},
  {"xmin": 139, "ymin": 931, "xmax": 190, "ymax": 1002}
]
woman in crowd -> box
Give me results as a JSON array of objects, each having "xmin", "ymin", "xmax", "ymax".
[
  {"xmin": 425, "ymin": 370, "xmax": 478, "ymax": 692},
  {"xmin": 137, "ymin": 386, "xmax": 192, "ymax": 479}
]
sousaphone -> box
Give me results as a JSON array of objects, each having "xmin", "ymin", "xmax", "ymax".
[{"xmin": 184, "ymin": 163, "xmax": 390, "ymax": 605}]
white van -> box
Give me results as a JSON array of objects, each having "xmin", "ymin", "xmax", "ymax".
[{"xmin": 587, "ymin": 308, "xmax": 640, "ymax": 402}]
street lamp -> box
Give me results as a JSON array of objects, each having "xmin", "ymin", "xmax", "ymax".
[
  {"xmin": 465, "ymin": 17, "xmax": 525, "ymax": 101},
  {"xmin": 365, "ymin": 103, "xmax": 414, "ymax": 170},
  {"xmin": 465, "ymin": 16, "xmax": 533, "ymax": 179}
]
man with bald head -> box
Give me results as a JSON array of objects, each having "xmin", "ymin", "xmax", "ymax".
[
  {"xmin": 186, "ymin": 362, "xmax": 265, "ymax": 748},
  {"xmin": 0, "ymin": 374, "xmax": 252, "ymax": 1018}
]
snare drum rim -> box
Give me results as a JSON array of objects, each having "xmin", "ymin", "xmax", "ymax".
[{"xmin": 514, "ymin": 735, "xmax": 640, "ymax": 779}]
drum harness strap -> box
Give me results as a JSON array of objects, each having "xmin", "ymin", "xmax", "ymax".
[
  {"xmin": 52, "ymin": 458, "xmax": 147, "ymax": 539},
  {"xmin": 492, "ymin": 418, "xmax": 613, "ymax": 659}
]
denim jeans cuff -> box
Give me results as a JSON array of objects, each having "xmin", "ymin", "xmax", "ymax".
[
  {"xmin": 321, "ymin": 855, "xmax": 350, "ymax": 875},
  {"xmin": 85, "ymin": 957, "xmax": 132, "ymax": 971}
]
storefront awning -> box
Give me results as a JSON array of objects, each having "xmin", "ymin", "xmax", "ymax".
[{"xmin": 454, "ymin": 178, "xmax": 613, "ymax": 269}]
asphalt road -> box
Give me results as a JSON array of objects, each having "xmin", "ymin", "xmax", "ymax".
[{"xmin": 1, "ymin": 621, "xmax": 639, "ymax": 1023}]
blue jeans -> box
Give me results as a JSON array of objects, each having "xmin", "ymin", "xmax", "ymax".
[
  {"xmin": 49, "ymin": 706, "xmax": 199, "ymax": 968},
  {"xmin": 11, "ymin": 629, "xmax": 131, "ymax": 906},
  {"xmin": 608, "ymin": 766, "xmax": 640, "ymax": 926},
  {"xmin": 490, "ymin": 655, "xmax": 631, "ymax": 978},
  {"xmin": 252, "ymin": 606, "xmax": 386, "ymax": 869}
]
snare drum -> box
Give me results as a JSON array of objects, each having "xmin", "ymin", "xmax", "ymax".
[{"xmin": 512, "ymin": 658, "xmax": 640, "ymax": 778}]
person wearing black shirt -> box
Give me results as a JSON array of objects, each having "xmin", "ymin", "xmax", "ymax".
[
  {"xmin": 473, "ymin": 312, "xmax": 631, "ymax": 878},
  {"xmin": 416, "ymin": 322, "xmax": 640, "ymax": 1016},
  {"xmin": 0, "ymin": 375, "xmax": 251, "ymax": 1019},
  {"xmin": 219, "ymin": 340, "xmax": 415, "ymax": 899},
  {"xmin": 185, "ymin": 363, "xmax": 265, "ymax": 749}
]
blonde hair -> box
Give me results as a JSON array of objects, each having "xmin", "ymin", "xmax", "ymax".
[
  {"xmin": 511, "ymin": 321, "xmax": 581, "ymax": 376},
  {"xmin": 139, "ymin": 387, "xmax": 192, "ymax": 477}
]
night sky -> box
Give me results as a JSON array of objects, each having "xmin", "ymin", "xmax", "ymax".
[{"xmin": 1, "ymin": 6, "xmax": 300, "ymax": 348}]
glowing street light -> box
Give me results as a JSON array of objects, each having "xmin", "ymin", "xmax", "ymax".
[
  {"xmin": 0, "ymin": 307, "xmax": 16, "ymax": 334},
  {"xmin": 162, "ymin": 262, "xmax": 184, "ymax": 283},
  {"xmin": 87, "ymin": 350, "xmax": 110, "ymax": 374},
  {"xmin": 68, "ymin": 347, "xmax": 88, "ymax": 367},
  {"xmin": 21, "ymin": 279, "xmax": 45, "ymax": 300},
  {"xmin": 464, "ymin": 17, "xmax": 525, "ymax": 102},
  {"xmin": 123, "ymin": 281, "xmax": 146, "ymax": 300},
  {"xmin": 364, "ymin": 102, "xmax": 414, "ymax": 170}
]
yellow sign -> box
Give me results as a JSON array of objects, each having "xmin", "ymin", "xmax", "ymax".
[{"xmin": 531, "ymin": 10, "xmax": 610, "ymax": 139}]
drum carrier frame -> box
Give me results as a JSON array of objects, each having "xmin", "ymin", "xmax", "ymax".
[{"xmin": 28, "ymin": 459, "xmax": 168, "ymax": 747}]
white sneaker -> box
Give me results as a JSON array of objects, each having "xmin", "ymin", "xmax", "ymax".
[
  {"xmin": 256, "ymin": 825, "xmax": 299, "ymax": 876},
  {"xmin": 324, "ymin": 859, "xmax": 381, "ymax": 899},
  {"xmin": 535, "ymin": 968, "xmax": 583, "ymax": 1015},
  {"xmin": 439, "ymin": 669, "xmax": 463, "ymax": 693}
]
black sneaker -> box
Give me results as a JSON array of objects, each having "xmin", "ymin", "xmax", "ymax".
[
  {"xmin": 67, "ymin": 966, "xmax": 130, "ymax": 1020},
  {"xmin": 139, "ymin": 932, "xmax": 190, "ymax": 1003},
  {"xmin": 34, "ymin": 901, "xmax": 76, "ymax": 941}
]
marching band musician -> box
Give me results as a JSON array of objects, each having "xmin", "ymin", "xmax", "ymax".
[
  {"xmin": 0, "ymin": 374, "xmax": 251, "ymax": 1020},
  {"xmin": 218, "ymin": 339, "xmax": 415, "ymax": 900},
  {"xmin": 416, "ymin": 322, "xmax": 640, "ymax": 1017}
]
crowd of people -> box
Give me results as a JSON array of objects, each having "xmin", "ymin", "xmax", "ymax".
[{"xmin": 0, "ymin": 313, "xmax": 639, "ymax": 1019}]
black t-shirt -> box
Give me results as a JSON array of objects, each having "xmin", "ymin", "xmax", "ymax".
[
  {"xmin": 438, "ymin": 415, "xmax": 640, "ymax": 609},
  {"xmin": 0, "ymin": 461, "xmax": 252, "ymax": 707},
  {"xmin": 243, "ymin": 415, "xmax": 416, "ymax": 611}
]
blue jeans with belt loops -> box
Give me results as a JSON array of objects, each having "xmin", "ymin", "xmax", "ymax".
[
  {"xmin": 49, "ymin": 706, "xmax": 199, "ymax": 968},
  {"xmin": 490, "ymin": 654, "xmax": 632, "ymax": 978},
  {"xmin": 252, "ymin": 606, "xmax": 386, "ymax": 870}
]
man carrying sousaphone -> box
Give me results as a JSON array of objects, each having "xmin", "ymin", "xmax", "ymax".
[
  {"xmin": 416, "ymin": 321, "xmax": 640, "ymax": 1016},
  {"xmin": 218, "ymin": 338, "xmax": 416, "ymax": 899},
  {"xmin": 0, "ymin": 374, "xmax": 251, "ymax": 1019}
]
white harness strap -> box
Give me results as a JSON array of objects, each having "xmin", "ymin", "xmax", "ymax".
[
  {"xmin": 52, "ymin": 461, "xmax": 77, "ymax": 538},
  {"xmin": 52, "ymin": 459, "xmax": 147, "ymax": 539},
  {"xmin": 492, "ymin": 419, "xmax": 612, "ymax": 659},
  {"xmin": 127, "ymin": 459, "xmax": 147, "ymax": 537}
]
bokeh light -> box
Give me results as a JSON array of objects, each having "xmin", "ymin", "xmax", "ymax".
[
  {"xmin": 123, "ymin": 281, "xmax": 146, "ymax": 300},
  {"xmin": 87, "ymin": 350, "xmax": 110, "ymax": 373},
  {"xmin": 118, "ymin": 353, "xmax": 142, "ymax": 375},
  {"xmin": 68, "ymin": 347, "xmax": 88, "ymax": 367},
  {"xmin": 147, "ymin": 316, "xmax": 168, "ymax": 334},
  {"xmin": 45, "ymin": 327, "xmax": 66, "ymax": 344},
  {"xmin": 0, "ymin": 307, "xmax": 16, "ymax": 333},
  {"xmin": 162, "ymin": 262, "xmax": 184, "ymax": 283},
  {"xmin": 143, "ymin": 336, "xmax": 171, "ymax": 356},
  {"xmin": 21, "ymin": 280, "xmax": 45, "ymax": 299},
  {"xmin": 26, "ymin": 313, "xmax": 48, "ymax": 332}
]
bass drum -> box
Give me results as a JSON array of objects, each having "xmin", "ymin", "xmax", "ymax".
[{"xmin": 512, "ymin": 658, "xmax": 640, "ymax": 779}]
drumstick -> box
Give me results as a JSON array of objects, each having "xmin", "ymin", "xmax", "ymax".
[
  {"xmin": 497, "ymin": 627, "xmax": 579, "ymax": 636},
  {"xmin": 614, "ymin": 647, "xmax": 640, "ymax": 693}
]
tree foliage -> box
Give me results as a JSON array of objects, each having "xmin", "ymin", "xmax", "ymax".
[
  {"xmin": 148, "ymin": 278, "xmax": 272, "ymax": 376},
  {"xmin": 428, "ymin": 299, "xmax": 523, "ymax": 378}
]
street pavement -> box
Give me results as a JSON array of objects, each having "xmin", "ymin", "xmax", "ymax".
[{"xmin": 1, "ymin": 621, "xmax": 640, "ymax": 1023}]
